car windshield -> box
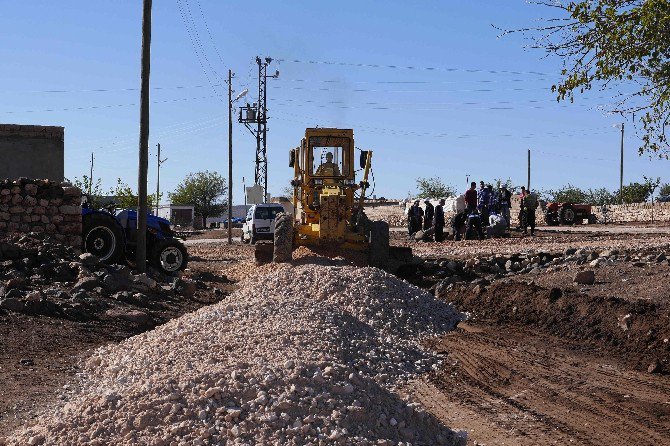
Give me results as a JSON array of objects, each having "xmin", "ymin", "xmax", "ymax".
[
  {"xmin": 254, "ymin": 206, "xmax": 283, "ymax": 220},
  {"xmin": 309, "ymin": 136, "xmax": 349, "ymax": 177}
]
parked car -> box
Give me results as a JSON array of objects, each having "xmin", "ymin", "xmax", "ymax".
[{"xmin": 241, "ymin": 203, "xmax": 286, "ymax": 244}]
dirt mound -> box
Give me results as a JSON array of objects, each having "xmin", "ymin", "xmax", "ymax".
[
  {"xmin": 6, "ymin": 265, "xmax": 462, "ymax": 445},
  {"xmin": 439, "ymin": 281, "xmax": 670, "ymax": 372}
]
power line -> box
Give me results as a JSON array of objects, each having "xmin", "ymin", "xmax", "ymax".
[
  {"xmin": 175, "ymin": 0, "xmax": 224, "ymax": 100},
  {"xmin": 276, "ymin": 57, "xmax": 549, "ymax": 77},
  {"xmin": 1, "ymin": 94, "xmax": 219, "ymax": 115},
  {"xmin": 10, "ymin": 83, "xmax": 224, "ymax": 95}
]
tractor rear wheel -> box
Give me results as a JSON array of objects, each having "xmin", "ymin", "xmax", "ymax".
[
  {"xmin": 273, "ymin": 213, "xmax": 293, "ymax": 263},
  {"xmin": 369, "ymin": 221, "xmax": 390, "ymax": 269},
  {"xmin": 82, "ymin": 213, "xmax": 124, "ymax": 263},
  {"xmin": 560, "ymin": 206, "xmax": 576, "ymax": 225}
]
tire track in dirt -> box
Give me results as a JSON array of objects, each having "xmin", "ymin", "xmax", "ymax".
[{"xmin": 410, "ymin": 324, "xmax": 670, "ymax": 446}]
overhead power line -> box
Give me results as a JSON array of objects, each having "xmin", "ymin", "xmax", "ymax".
[
  {"xmin": 2, "ymin": 94, "xmax": 219, "ymax": 115},
  {"xmin": 276, "ymin": 57, "xmax": 549, "ymax": 77}
]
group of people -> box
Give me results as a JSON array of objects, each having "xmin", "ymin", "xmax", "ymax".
[
  {"xmin": 407, "ymin": 198, "xmax": 448, "ymax": 242},
  {"xmin": 407, "ymin": 180, "xmax": 539, "ymax": 242}
]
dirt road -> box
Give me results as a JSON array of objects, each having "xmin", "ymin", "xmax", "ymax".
[{"xmin": 410, "ymin": 323, "xmax": 670, "ymax": 446}]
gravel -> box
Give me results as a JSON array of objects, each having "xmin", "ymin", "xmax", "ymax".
[{"xmin": 5, "ymin": 264, "xmax": 461, "ymax": 445}]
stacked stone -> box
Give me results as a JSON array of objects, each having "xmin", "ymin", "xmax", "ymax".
[
  {"xmin": 0, "ymin": 179, "xmax": 82, "ymax": 248},
  {"xmin": 591, "ymin": 202, "xmax": 670, "ymax": 223}
]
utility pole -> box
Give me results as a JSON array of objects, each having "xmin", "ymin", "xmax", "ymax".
[
  {"xmin": 239, "ymin": 57, "xmax": 278, "ymax": 200},
  {"xmin": 136, "ymin": 0, "xmax": 152, "ymax": 273},
  {"xmin": 619, "ymin": 122, "xmax": 624, "ymax": 204},
  {"xmin": 228, "ymin": 69, "xmax": 233, "ymax": 245},
  {"xmin": 155, "ymin": 143, "xmax": 167, "ymax": 215},
  {"xmin": 89, "ymin": 153, "xmax": 94, "ymax": 195},
  {"xmin": 527, "ymin": 149, "xmax": 531, "ymax": 191}
]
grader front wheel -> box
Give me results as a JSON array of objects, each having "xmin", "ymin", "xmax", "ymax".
[{"xmin": 273, "ymin": 213, "xmax": 294, "ymax": 263}]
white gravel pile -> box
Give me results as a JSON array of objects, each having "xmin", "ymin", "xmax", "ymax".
[{"xmin": 6, "ymin": 264, "xmax": 461, "ymax": 446}]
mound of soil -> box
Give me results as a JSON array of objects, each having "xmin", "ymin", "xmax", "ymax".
[{"xmin": 439, "ymin": 281, "xmax": 670, "ymax": 373}]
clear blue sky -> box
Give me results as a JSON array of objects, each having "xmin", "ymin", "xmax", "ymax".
[{"xmin": 1, "ymin": 0, "xmax": 666, "ymax": 202}]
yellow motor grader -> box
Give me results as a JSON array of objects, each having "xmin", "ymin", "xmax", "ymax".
[{"xmin": 261, "ymin": 127, "xmax": 411, "ymax": 269}]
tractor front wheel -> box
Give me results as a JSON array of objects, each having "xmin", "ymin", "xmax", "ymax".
[
  {"xmin": 82, "ymin": 213, "xmax": 124, "ymax": 263},
  {"xmin": 151, "ymin": 239, "xmax": 188, "ymax": 274},
  {"xmin": 273, "ymin": 213, "xmax": 294, "ymax": 263}
]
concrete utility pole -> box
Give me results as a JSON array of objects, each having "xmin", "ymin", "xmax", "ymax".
[
  {"xmin": 619, "ymin": 122, "xmax": 624, "ymax": 204},
  {"xmin": 136, "ymin": 0, "xmax": 152, "ymax": 273},
  {"xmin": 89, "ymin": 153, "xmax": 94, "ymax": 195},
  {"xmin": 228, "ymin": 69, "xmax": 233, "ymax": 245},
  {"xmin": 527, "ymin": 149, "xmax": 531, "ymax": 191},
  {"xmin": 155, "ymin": 143, "xmax": 167, "ymax": 215}
]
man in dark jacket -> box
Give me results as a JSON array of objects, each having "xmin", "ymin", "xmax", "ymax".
[
  {"xmin": 423, "ymin": 199, "xmax": 434, "ymax": 231},
  {"xmin": 433, "ymin": 198, "xmax": 446, "ymax": 242},
  {"xmin": 407, "ymin": 200, "xmax": 423, "ymax": 235}
]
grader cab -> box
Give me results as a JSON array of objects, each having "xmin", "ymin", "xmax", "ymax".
[{"xmin": 267, "ymin": 127, "xmax": 410, "ymax": 269}]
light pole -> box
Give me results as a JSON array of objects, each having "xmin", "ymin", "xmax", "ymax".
[{"xmin": 227, "ymin": 84, "xmax": 248, "ymax": 244}]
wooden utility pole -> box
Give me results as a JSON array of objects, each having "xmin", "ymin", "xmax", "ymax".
[
  {"xmin": 136, "ymin": 0, "xmax": 152, "ymax": 273},
  {"xmin": 619, "ymin": 122, "xmax": 624, "ymax": 204},
  {"xmin": 155, "ymin": 143, "xmax": 166, "ymax": 215},
  {"xmin": 228, "ymin": 69, "xmax": 233, "ymax": 244},
  {"xmin": 527, "ymin": 149, "xmax": 531, "ymax": 191},
  {"xmin": 89, "ymin": 153, "xmax": 94, "ymax": 195}
]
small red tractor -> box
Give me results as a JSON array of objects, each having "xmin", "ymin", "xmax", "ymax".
[{"xmin": 544, "ymin": 202, "xmax": 597, "ymax": 226}]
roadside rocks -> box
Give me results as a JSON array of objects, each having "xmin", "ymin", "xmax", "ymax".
[
  {"xmin": 574, "ymin": 270, "xmax": 596, "ymax": 285},
  {"xmin": 0, "ymin": 233, "xmax": 204, "ymax": 322}
]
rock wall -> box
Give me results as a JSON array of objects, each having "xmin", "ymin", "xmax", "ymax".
[
  {"xmin": 591, "ymin": 202, "xmax": 670, "ymax": 223},
  {"xmin": 0, "ymin": 179, "xmax": 82, "ymax": 249}
]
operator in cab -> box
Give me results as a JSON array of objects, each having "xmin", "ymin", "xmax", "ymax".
[{"xmin": 315, "ymin": 152, "xmax": 341, "ymax": 176}]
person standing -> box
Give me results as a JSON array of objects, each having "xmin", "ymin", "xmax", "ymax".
[
  {"xmin": 478, "ymin": 182, "xmax": 491, "ymax": 226},
  {"xmin": 423, "ymin": 199, "xmax": 434, "ymax": 231},
  {"xmin": 518, "ymin": 186, "xmax": 528, "ymax": 229},
  {"xmin": 433, "ymin": 198, "xmax": 446, "ymax": 242},
  {"xmin": 465, "ymin": 182, "xmax": 478, "ymax": 212},
  {"xmin": 521, "ymin": 188, "xmax": 538, "ymax": 235},
  {"xmin": 500, "ymin": 185, "xmax": 512, "ymax": 229},
  {"xmin": 408, "ymin": 200, "xmax": 423, "ymax": 235}
]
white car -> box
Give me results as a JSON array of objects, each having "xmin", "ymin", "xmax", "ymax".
[{"xmin": 241, "ymin": 203, "xmax": 286, "ymax": 244}]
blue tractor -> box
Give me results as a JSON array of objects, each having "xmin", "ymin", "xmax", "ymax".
[{"xmin": 82, "ymin": 207, "xmax": 188, "ymax": 274}]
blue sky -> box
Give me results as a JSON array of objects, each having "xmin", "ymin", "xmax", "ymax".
[{"xmin": 1, "ymin": 0, "xmax": 666, "ymax": 202}]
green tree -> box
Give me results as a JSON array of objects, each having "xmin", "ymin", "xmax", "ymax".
[
  {"xmin": 617, "ymin": 176, "xmax": 660, "ymax": 203},
  {"xmin": 545, "ymin": 184, "xmax": 588, "ymax": 203},
  {"xmin": 415, "ymin": 177, "xmax": 455, "ymax": 199},
  {"xmin": 509, "ymin": 1, "xmax": 670, "ymax": 155},
  {"xmin": 169, "ymin": 171, "xmax": 227, "ymax": 227},
  {"xmin": 70, "ymin": 175, "xmax": 105, "ymax": 209},
  {"xmin": 112, "ymin": 178, "xmax": 161, "ymax": 210},
  {"xmin": 585, "ymin": 187, "xmax": 617, "ymax": 206},
  {"xmin": 659, "ymin": 182, "xmax": 670, "ymax": 197}
]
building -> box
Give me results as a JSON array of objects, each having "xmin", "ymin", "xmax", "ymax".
[
  {"xmin": 156, "ymin": 204, "xmax": 195, "ymax": 227},
  {"xmin": 0, "ymin": 124, "xmax": 64, "ymax": 181}
]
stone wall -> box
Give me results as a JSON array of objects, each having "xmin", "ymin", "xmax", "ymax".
[
  {"xmin": 0, "ymin": 179, "xmax": 82, "ymax": 248},
  {"xmin": 591, "ymin": 202, "xmax": 670, "ymax": 223}
]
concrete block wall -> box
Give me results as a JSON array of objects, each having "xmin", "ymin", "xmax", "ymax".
[{"xmin": 0, "ymin": 179, "xmax": 82, "ymax": 248}]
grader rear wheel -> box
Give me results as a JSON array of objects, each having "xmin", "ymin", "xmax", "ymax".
[
  {"xmin": 273, "ymin": 213, "xmax": 294, "ymax": 263},
  {"xmin": 369, "ymin": 221, "xmax": 390, "ymax": 269}
]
